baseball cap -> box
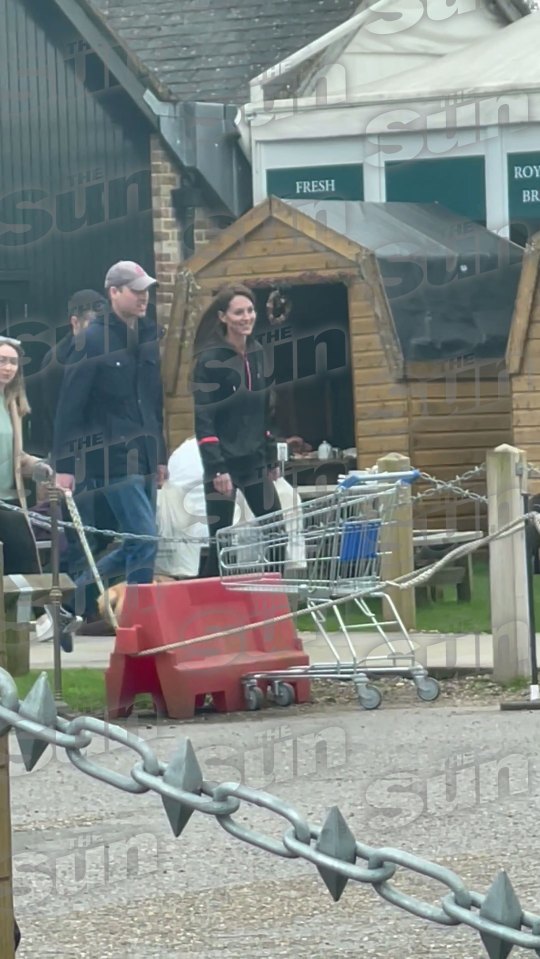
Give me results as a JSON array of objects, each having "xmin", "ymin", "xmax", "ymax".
[
  {"xmin": 104, "ymin": 261, "xmax": 157, "ymax": 292},
  {"xmin": 68, "ymin": 289, "xmax": 107, "ymax": 317}
]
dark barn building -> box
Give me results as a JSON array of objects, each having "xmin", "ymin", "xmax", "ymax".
[{"xmin": 1, "ymin": 0, "xmax": 359, "ymax": 452}]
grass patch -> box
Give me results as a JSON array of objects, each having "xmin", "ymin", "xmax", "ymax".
[
  {"xmin": 295, "ymin": 559, "xmax": 540, "ymax": 635},
  {"xmin": 15, "ymin": 669, "xmax": 107, "ymax": 713},
  {"xmin": 14, "ymin": 669, "xmax": 156, "ymax": 714}
]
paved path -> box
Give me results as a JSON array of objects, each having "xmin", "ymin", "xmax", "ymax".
[
  {"xmin": 30, "ymin": 629, "xmax": 520, "ymax": 673},
  {"xmin": 9, "ymin": 700, "xmax": 540, "ymax": 957}
]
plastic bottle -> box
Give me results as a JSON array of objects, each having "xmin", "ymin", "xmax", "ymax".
[{"xmin": 318, "ymin": 440, "xmax": 332, "ymax": 460}]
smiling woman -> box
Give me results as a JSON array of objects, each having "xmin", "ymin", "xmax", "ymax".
[{"xmin": 191, "ymin": 284, "xmax": 283, "ymax": 577}]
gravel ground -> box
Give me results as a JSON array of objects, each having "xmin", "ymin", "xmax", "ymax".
[{"xmin": 7, "ymin": 673, "xmax": 540, "ymax": 958}]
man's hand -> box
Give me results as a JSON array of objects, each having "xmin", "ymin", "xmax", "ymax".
[
  {"xmin": 56, "ymin": 473, "xmax": 75, "ymax": 492},
  {"xmin": 213, "ymin": 472, "xmax": 234, "ymax": 496},
  {"xmin": 157, "ymin": 464, "xmax": 169, "ymax": 488},
  {"xmin": 268, "ymin": 467, "xmax": 281, "ymax": 482}
]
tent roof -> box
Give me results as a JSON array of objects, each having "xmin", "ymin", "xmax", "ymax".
[{"xmin": 346, "ymin": 13, "xmax": 540, "ymax": 101}]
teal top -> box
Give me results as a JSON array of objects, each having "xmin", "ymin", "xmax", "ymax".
[{"xmin": 0, "ymin": 397, "xmax": 15, "ymax": 499}]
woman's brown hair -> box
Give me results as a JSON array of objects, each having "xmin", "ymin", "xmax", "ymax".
[
  {"xmin": 192, "ymin": 284, "xmax": 255, "ymax": 357},
  {"xmin": 0, "ymin": 337, "xmax": 31, "ymax": 417}
]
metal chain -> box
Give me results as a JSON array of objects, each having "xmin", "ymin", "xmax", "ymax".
[
  {"xmin": 0, "ymin": 669, "xmax": 537, "ymax": 958},
  {"xmin": 413, "ymin": 465, "xmax": 487, "ymax": 505},
  {"xmin": 2, "ymin": 464, "xmax": 489, "ymax": 546},
  {"xmin": 0, "ymin": 496, "xmax": 210, "ymax": 545}
]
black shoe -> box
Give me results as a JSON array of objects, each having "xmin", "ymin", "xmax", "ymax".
[{"xmin": 51, "ymin": 607, "xmax": 82, "ymax": 654}]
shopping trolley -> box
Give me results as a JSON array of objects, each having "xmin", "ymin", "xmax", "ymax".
[{"xmin": 216, "ymin": 470, "xmax": 441, "ymax": 711}]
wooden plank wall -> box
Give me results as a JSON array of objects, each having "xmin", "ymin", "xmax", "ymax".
[
  {"xmin": 349, "ymin": 276, "xmax": 409, "ymax": 466},
  {"xmin": 511, "ymin": 275, "xmax": 540, "ymax": 491},
  {"xmin": 409, "ymin": 372, "xmax": 512, "ymax": 531}
]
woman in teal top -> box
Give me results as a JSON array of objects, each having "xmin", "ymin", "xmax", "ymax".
[{"xmin": 0, "ymin": 336, "xmax": 53, "ymax": 573}]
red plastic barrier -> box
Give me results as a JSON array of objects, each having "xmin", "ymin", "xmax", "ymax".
[{"xmin": 105, "ymin": 576, "xmax": 310, "ymax": 719}]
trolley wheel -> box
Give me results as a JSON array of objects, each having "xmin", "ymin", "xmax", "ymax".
[
  {"xmin": 245, "ymin": 686, "xmax": 264, "ymax": 711},
  {"xmin": 356, "ymin": 684, "xmax": 382, "ymax": 711},
  {"xmin": 415, "ymin": 677, "xmax": 441, "ymax": 703},
  {"xmin": 274, "ymin": 682, "xmax": 295, "ymax": 707}
]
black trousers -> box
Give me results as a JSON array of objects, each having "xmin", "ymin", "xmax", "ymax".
[
  {"xmin": 0, "ymin": 505, "xmax": 41, "ymax": 575},
  {"xmin": 201, "ymin": 464, "xmax": 281, "ymax": 578}
]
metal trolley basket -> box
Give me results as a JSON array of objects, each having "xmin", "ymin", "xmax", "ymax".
[{"xmin": 216, "ymin": 470, "xmax": 441, "ymax": 711}]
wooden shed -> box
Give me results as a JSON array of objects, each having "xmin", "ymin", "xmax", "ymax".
[
  {"xmin": 163, "ymin": 196, "xmax": 515, "ymax": 527},
  {"xmin": 506, "ymin": 232, "xmax": 540, "ymax": 477}
]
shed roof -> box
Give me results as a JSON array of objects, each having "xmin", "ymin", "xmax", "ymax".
[
  {"xmin": 283, "ymin": 199, "xmax": 523, "ymax": 263},
  {"xmin": 282, "ymin": 199, "xmax": 523, "ymax": 362},
  {"xmin": 87, "ymin": 0, "xmax": 361, "ymax": 103}
]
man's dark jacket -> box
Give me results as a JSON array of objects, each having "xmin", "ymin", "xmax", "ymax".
[
  {"xmin": 39, "ymin": 333, "xmax": 74, "ymax": 456},
  {"xmin": 53, "ymin": 312, "xmax": 167, "ymax": 484}
]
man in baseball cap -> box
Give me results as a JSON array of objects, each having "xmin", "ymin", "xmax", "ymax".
[
  {"xmin": 104, "ymin": 260, "xmax": 157, "ymax": 292},
  {"xmin": 52, "ymin": 257, "xmax": 167, "ymax": 647}
]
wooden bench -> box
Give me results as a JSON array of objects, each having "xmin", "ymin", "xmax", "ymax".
[
  {"xmin": 413, "ymin": 530, "xmax": 483, "ymax": 604},
  {"xmin": 3, "ymin": 574, "xmax": 75, "ymax": 676}
]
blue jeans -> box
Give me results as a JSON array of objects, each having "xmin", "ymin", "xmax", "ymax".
[{"xmin": 68, "ymin": 475, "xmax": 158, "ymax": 617}]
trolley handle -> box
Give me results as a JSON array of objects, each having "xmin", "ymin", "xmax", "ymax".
[{"xmin": 337, "ymin": 469, "xmax": 421, "ymax": 490}]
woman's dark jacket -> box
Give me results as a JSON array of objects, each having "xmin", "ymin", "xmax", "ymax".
[{"xmin": 192, "ymin": 336, "xmax": 277, "ymax": 480}]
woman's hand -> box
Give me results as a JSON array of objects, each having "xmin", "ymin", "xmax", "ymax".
[
  {"xmin": 32, "ymin": 461, "xmax": 75, "ymax": 491},
  {"xmin": 213, "ymin": 472, "xmax": 234, "ymax": 496}
]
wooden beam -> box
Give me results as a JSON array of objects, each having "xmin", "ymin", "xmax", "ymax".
[{"xmin": 506, "ymin": 235, "xmax": 540, "ymax": 375}]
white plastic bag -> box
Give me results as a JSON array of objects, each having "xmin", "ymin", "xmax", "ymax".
[{"xmin": 156, "ymin": 438, "xmax": 307, "ymax": 576}]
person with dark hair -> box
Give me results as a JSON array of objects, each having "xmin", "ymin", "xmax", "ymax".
[
  {"xmin": 53, "ymin": 261, "xmax": 168, "ymax": 645},
  {"xmin": 191, "ymin": 284, "xmax": 281, "ymax": 577},
  {"xmin": 34, "ymin": 290, "xmax": 110, "ymax": 641},
  {"xmin": 38, "ymin": 290, "xmax": 107, "ymax": 457}
]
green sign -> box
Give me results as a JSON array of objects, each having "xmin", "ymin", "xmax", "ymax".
[
  {"xmin": 508, "ymin": 153, "xmax": 540, "ymax": 219},
  {"xmin": 385, "ymin": 156, "xmax": 486, "ymax": 224},
  {"xmin": 267, "ymin": 164, "xmax": 364, "ymax": 201}
]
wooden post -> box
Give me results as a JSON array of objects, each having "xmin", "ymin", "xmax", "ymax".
[
  {"xmin": 0, "ymin": 546, "xmax": 16, "ymax": 959},
  {"xmin": 486, "ymin": 444, "xmax": 530, "ymax": 682},
  {"xmin": 377, "ymin": 452, "xmax": 416, "ymax": 630}
]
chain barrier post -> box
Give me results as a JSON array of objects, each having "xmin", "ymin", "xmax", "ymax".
[
  {"xmin": 48, "ymin": 480, "xmax": 67, "ymax": 708},
  {"xmin": 486, "ymin": 444, "xmax": 530, "ymax": 683},
  {"xmin": 524, "ymin": 492, "xmax": 539, "ymax": 699},
  {"xmin": 377, "ymin": 452, "xmax": 416, "ymax": 629},
  {"xmin": 500, "ymin": 491, "xmax": 540, "ymax": 712},
  {"xmin": 0, "ymin": 545, "xmax": 16, "ymax": 959}
]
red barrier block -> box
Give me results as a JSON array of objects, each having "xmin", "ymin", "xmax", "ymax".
[{"xmin": 105, "ymin": 576, "xmax": 310, "ymax": 719}]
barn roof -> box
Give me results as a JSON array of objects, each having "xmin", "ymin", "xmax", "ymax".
[{"xmin": 85, "ymin": 0, "xmax": 361, "ymax": 103}]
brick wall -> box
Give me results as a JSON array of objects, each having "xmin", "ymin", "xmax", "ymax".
[
  {"xmin": 150, "ymin": 135, "xmax": 182, "ymax": 331},
  {"xmin": 193, "ymin": 208, "xmax": 222, "ymax": 248},
  {"xmin": 151, "ymin": 133, "xmax": 234, "ymax": 451}
]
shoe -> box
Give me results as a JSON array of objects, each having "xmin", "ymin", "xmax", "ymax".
[
  {"xmin": 43, "ymin": 606, "xmax": 82, "ymax": 654},
  {"xmin": 35, "ymin": 611, "xmax": 54, "ymax": 643}
]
